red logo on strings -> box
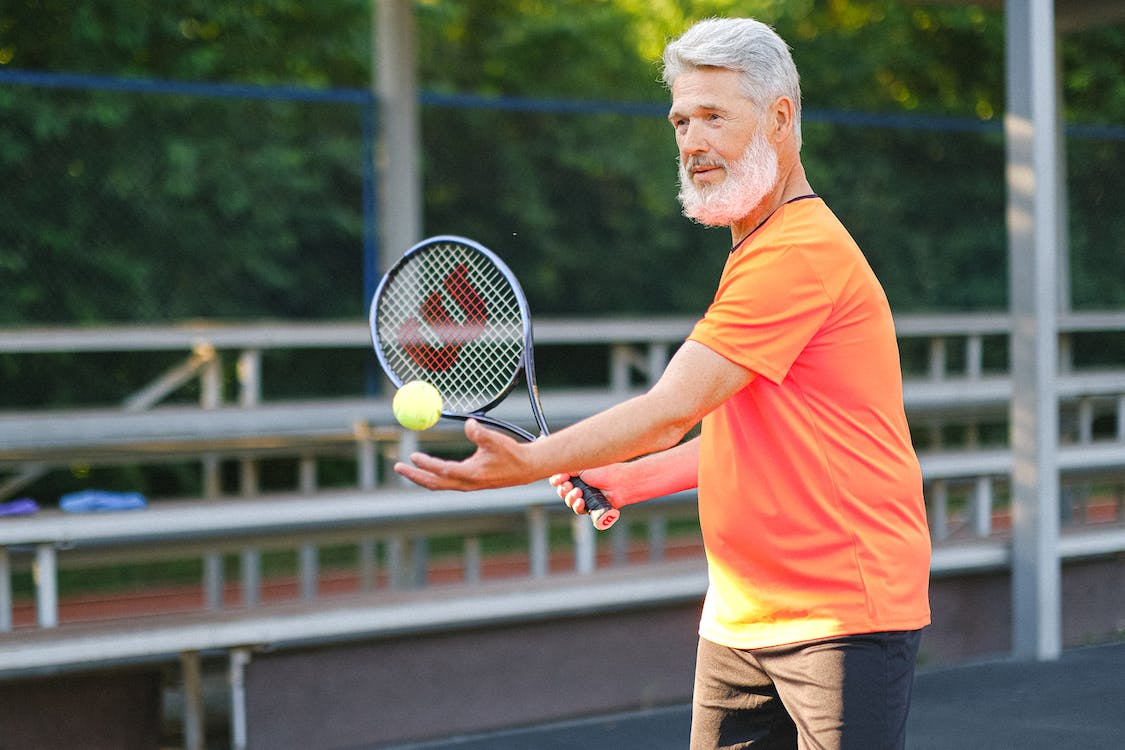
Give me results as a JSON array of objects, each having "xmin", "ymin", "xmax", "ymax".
[{"xmin": 398, "ymin": 263, "xmax": 487, "ymax": 371}]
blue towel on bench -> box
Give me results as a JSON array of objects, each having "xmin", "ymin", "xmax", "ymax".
[
  {"xmin": 60, "ymin": 490, "xmax": 147, "ymax": 513},
  {"xmin": 0, "ymin": 498, "xmax": 39, "ymax": 517}
]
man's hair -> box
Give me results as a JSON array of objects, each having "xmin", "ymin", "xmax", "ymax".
[{"xmin": 662, "ymin": 17, "xmax": 802, "ymax": 148}]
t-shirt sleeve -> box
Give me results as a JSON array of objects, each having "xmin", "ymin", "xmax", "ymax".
[{"xmin": 689, "ymin": 243, "xmax": 832, "ymax": 385}]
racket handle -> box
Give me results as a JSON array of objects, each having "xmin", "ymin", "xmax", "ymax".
[{"xmin": 570, "ymin": 476, "xmax": 620, "ymax": 531}]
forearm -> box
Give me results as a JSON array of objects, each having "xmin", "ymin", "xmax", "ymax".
[
  {"xmin": 395, "ymin": 341, "xmax": 751, "ymax": 494},
  {"xmin": 607, "ymin": 437, "xmax": 700, "ymax": 506},
  {"xmin": 523, "ymin": 386, "xmax": 699, "ymax": 484}
]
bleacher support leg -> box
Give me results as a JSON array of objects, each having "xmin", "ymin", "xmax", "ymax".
[
  {"xmin": 230, "ymin": 647, "xmax": 252, "ymax": 750},
  {"xmin": 0, "ymin": 548, "xmax": 11, "ymax": 632},
  {"xmin": 34, "ymin": 543, "xmax": 58, "ymax": 628},
  {"xmin": 181, "ymin": 650, "xmax": 205, "ymax": 750},
  {"xmin": 528, "ymin": 506, "xmax": 548, "ymax": 578},
  {"xmin": 573, "ymin": 515, "xmax": 596, "ymax": 575}
]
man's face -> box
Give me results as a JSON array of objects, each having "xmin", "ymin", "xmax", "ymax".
[{"xmin": 668, "ymin": 67, "xmax": 779, "ymax": 227}]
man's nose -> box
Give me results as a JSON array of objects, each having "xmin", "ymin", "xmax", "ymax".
[{"xmin": 679, "ymin": 120, "xmax": 708, "ymax": 154}]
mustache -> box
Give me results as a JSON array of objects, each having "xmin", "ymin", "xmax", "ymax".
[{"xmin": 682, "ymin": 155, "xmax": 728, "ymax": 172}]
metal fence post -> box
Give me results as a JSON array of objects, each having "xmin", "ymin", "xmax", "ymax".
[{"xmin": 1006, "ymin": 0, "xmax": 1062, "ymax": 661}]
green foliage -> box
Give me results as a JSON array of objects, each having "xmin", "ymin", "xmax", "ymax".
[
  {"xmin": 1, "ymin": 0, "xmax": 1122, "ymax": 505},
  {"xmin": 0, "ymin": 0, "xmax": 371, "ymax": 323},
  {"xmin": 412, "ymin": 0, "xmax": 1123, "ymax": 314},
  {"xmin": 803, "ymin": 123, "xmax": 1008, "ymax": 311},
  {"xmin": 0, "ymin": 84, "xmax": 368, "ymax": 322},
  {"xmin": 1, "ymin": 0, "xmax": 1123, "ymax": 326},
  {"xmin": 2, "ymin": 0, "xmax": 370, "ymax": 85}
]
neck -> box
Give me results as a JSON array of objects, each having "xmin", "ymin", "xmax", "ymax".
[{"xmin": 729, "ymin": 161, "xmax": 813, "ymax": 246}]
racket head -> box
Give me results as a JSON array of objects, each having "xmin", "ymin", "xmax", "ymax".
[{"xmin": 370, "ymin": 235, "xmax": 532, "ymax": 419}]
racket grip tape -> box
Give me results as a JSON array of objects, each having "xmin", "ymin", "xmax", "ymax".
[{"xmin": 570, "ymin": 476, "xmax": 620, "ymax": 531}]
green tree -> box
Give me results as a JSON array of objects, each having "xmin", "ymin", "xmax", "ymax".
[
  {"xmin": 1, "ymin": 0, "xmax": 1122, "ymax": 327},
  {"xmin": 0, "ymin": 0, "xmax": 371, "ymax": 323},
  {"xmin": 413, "ymin": 0, "xmax": 1123, "ymax": 312}
]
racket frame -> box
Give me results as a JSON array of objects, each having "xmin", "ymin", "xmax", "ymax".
[
  {"xmin": 370, "ymin": 235, "xmax": 619, "ymax": 530},
  {"xmin": 370, "ymin": 235, "xmax": 545, "ymax": 440}
]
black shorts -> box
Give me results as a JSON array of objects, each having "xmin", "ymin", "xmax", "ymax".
[{"xmin": 690, "ymin": 629, "xmax": 923, "ymax": 750}]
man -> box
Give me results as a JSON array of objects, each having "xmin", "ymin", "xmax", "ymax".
[{"xmin": 396, "ymin": 17, "xmax": 931, "ymax": 750}]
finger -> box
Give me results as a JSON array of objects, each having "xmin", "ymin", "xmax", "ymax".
[
  {"xmin": 566, "ymin": 487, "xmax": 588, "ymax": 515},
  {"xmin": 408, "ymin": 451, "xmax": 456, "ymax": 474},
  {"xmin": 547, "ymin": 473, "xmax": 588, "ymax": 510},
  {"xmin": 393, "ymin": 460, "xmax": 444, "ymax": 489},
  {"xmin": 549, "ymin": 474, "xmax": 572, "ymax": 501},
  {"xmin": 393, "ymin": 454, "xmax": 465, "ymax": 491},
  {"xmin": 463, "ymin": 418, "xmax": 493, "ymax": 444},
  {"xmin": 549, "ymin": 471, "xmax": 583, "ymax": 486}
]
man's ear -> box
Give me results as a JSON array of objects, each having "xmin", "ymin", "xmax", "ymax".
[{"xmin": 768, "ymin": 96, "xmax": 796, "ymax": 144}]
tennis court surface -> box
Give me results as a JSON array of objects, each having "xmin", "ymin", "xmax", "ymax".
[{"xmin": 376, "ymin": 640, "xmax": 1125, "ymax": 750}]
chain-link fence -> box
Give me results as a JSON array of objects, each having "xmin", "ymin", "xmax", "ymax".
[
  {"xmin": 0, "ymin": 71, "xmax": 376, "ymax": 325},
  {"xmin": 3, "ymin": 70, "xmax": 1124, "ymax": 328}
]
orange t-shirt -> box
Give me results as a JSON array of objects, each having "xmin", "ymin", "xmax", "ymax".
[{"xmin": 688, "ymin": 196, "xmax": 931, "ymax": 650}]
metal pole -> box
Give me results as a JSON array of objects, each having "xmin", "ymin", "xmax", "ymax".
[
  {"xmin": 573, "ymin": 515, "xmax": 596, "ymax": 575},
  {"xmin": 181, "ymin": 650, "xmax": 205, "ymax": 750},
  {"xmin": 229, "ymin": 647, "xmax": 252, "ymax": 750},
  {"xmin": 35, "ymin": 543, "xmax": 58, "ymax": 628},
  {"xmin": 1005, "ymin": 0, "xmax": 1062, "ymax": 661},
  {"xmin": 0, "ymin": 548, "xmax": 11, "ymax": 632},
  {"xmin": 374, "ymin": 0, "xmax": 422, "ymax": 267},
  {"xmin": 528, "ymin": 506, "xmax": 549, "ymax": 578}
]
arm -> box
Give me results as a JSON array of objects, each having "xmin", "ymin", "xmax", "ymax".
[
  {"xmin": 552, "ymin": 436, "xmax": 700, "ymax": 514},
  {"xmin": 394, "ymin": 340, "xmax": 753, "ymax": 492}
]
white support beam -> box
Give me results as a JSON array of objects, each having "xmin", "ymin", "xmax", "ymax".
[
  {"xmin": 180, "ymin": 650, "xmax": 205, "ymax": 750},
  {"xmin": 0, "ymin": 548, "xmax": 11, "ymax": 632},
  {"xmin": 1005, "ymin": 0, "xmax": 1062, "ymax": 661},
  {"xmin": 0, "ymin": 560, "xmax": 710, "ymax": 673},
  {"xmin": 34, "ymin": 543, "xmax": 58, "ymax": 628},
  {"xmin": 528, "ymin": 506, "xmax": 549, "ymax": 579},
  {"xmin": 374, "ymin": 0, "xmax": 422, "ymax": 268},
  {"xmin": 572, "ymin": 515, "xmax": 596, "ymax": 575},
  {"xmin": 230, "ymin": 647, "xmax": 252, "ymax": 750}
]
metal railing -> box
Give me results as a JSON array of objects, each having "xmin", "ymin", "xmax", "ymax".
[
  {"xmin": 2, "ymin": 312, "xmax": 1124, "ymax": 750},
  {"xmin": 2, "ymin": 312, "xmax": 1124, "ymax": 635}
]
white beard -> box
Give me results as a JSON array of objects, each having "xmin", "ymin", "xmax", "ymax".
[{"xmin": 677, "ymin": 129, "xmax": 780, "ymax": 227}]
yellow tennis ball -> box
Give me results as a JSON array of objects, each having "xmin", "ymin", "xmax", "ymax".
[{"xmin": 393, "ymin": 380, "xmax": 443, "ymax": 431}]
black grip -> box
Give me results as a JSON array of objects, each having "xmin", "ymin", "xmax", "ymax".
[{"xmin": 570, "ymin": 475, "xmax": 620, "ymax": 531}]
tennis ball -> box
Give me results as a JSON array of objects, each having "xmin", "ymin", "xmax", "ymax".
[{"xmin": 393, "ymin": 380, "xmax": 443, "ymax": 431}]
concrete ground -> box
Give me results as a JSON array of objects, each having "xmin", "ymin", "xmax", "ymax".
[{"xmin": 376, "ymin": 640, "xmax": 1125, "ymax": 750}]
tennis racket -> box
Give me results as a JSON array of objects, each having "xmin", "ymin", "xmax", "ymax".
[{"xmin": 369, "ymin": 235, "xmax": 620, "ymax": 531}]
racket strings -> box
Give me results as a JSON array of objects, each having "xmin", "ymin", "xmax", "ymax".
[{"xmin": 376, "ymin": 242, "xmax": 526, "ymax": 414}]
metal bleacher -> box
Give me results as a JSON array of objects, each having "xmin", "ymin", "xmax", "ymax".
[{"xmin": 2, "ymin": 313, "xmax": 1125, "ymax": 748}]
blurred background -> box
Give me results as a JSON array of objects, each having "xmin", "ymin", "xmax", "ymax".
[
  {"xmin": 3, "ymin": 0, "xmax": 1124, "ymax": 498},
  {"xmin": 2, "ymin": 2, "xmax": 1124, "ymax": 748},
  {"xmin": 3, "ymin": 0, "xmax": 1123, "ymax": 325}
]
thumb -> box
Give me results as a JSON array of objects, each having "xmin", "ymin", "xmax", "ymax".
[
  {"xmin": 463, "ymin": 418, "xmax": 489, "ymax": 444},
  {"xmin": 463, "ymin": 418, "xmax": 510, "ymax": 452}
]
